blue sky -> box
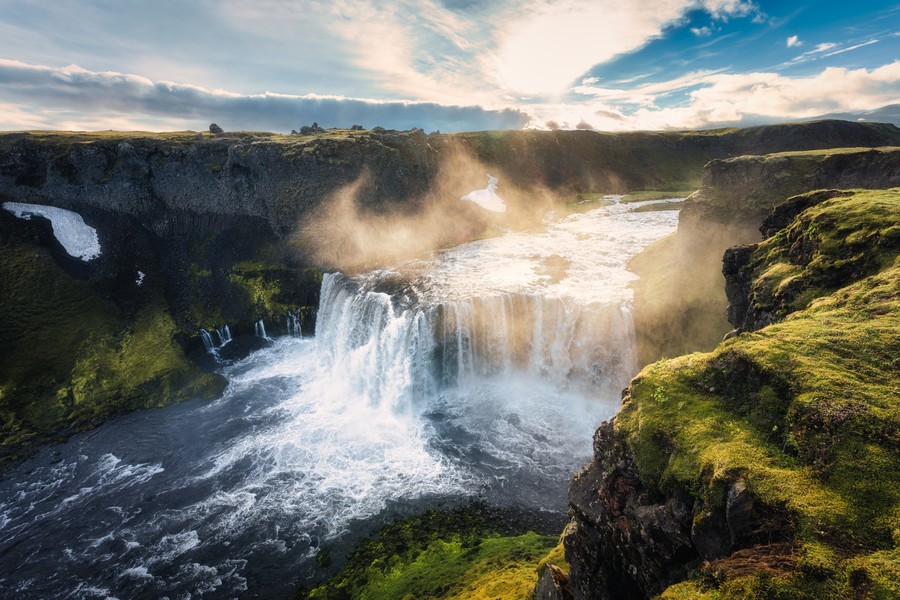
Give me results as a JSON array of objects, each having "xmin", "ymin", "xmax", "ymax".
[{"xmin": 0, "ymin": 1, "xmax": 897, "ymax": 132}]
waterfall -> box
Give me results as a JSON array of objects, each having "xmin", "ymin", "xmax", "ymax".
[
  {"xmin": 315, "ymin": 273, "xmax": 637, "ymax": 412},
  {"xmin": 287, "ymin": 310, "xmax": 302, "ymax": 337},
  {"xmin": 199, "ymin": 329, "xmax": 215, "ymax": 353},
  {"xmin": 255, "ymin": 319, "xmax": 268, "ymax": 339},
  {"xmin": 216, "ymin": 326, "xmax": 232, "ymax": 346},
  {"xmin": 201, "ymin": 325, "xmax": 233, "ymax": 356}
]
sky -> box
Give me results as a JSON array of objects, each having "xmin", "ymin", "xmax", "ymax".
[{"xmin": 0, "ymin": 0, "xmax": 898, "ymax": 132}]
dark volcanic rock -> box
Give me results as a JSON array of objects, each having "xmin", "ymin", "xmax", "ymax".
[
  {"xmin": 722, "ymin": 244, "xmax": 756, "ymax": 333},
  {"xmin": 565, "ymin": 421, "xmax": 697, "ymax": 599},
  {"xmin": 759, "ymin": 189, "xmax": 853, "ymax": 237},
  {"xmin": 565, "ymin": 412, "xmax": 794, "ymax": 599}
]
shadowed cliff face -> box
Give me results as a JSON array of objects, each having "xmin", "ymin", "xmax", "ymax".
[
  {"xmin": 565, "ymin": 188, "xmax": 900, "ymax": 599},
  {"xmin": 2, "ymin": 121, "xmax": 899, "ymax": 236}
]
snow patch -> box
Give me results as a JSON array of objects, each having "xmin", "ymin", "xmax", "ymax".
[
  {"xmin": 3, "ymin": 202, "xmax": 101, "ymax": 261},
  {"xmin": 461, "ymin": 175, "xmax": 507, "ymax": 213}
]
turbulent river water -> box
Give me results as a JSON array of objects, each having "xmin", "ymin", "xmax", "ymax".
[{"xmin": 0, "ymin": 199, "xmax": 679, "ymax": 599}]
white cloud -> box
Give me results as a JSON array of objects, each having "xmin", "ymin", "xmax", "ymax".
[
  {"xmin": 0, "ymin": 59, "xmax": 529, "ymax": 132},
  {"xmin": 692, "ymin": 26, "xmax": 713, "ymax": 37},
  {"xmin": 702, "ymin": 0, "xmax": 759, "ymax": 20},
  {"xmin": 814, "ymin": 42, "xmax": 838, "ymax": 52},
  {"xmin": 786, "ymin": 35, "xmax": 801, "ymax": 48},
  {"xmin": 552, "ymin": 61, "xmax": 900, "ymax": 130},
  {"xmin": 572, "ymin": 69, "xmax": 729, "ymax": 105},
  {"xmin": 492, "ymin": 1, "xmax": 704, "ymax": 94},
  {"xmin": 294, "ymin": 0, "xmax": 769, "ymax": 98},
  {"xmin": 823, "ymin": 39, "xmax": 880, "ymax": 57}
]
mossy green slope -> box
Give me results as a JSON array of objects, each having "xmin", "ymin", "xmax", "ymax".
[
  {"xmin": 620, "ymin": 189, "xmax": 899, "ymax": 598},
  {"xmin": 301, "ymin": 507, "xmax": 562, "ymax": 600},
  {"xmin": 0, "ymin": 214, "xmax": 225, "ymax": 464},
  {"xmin": 732, "ymin": 189, "xmax": 900, "ymax": 329}
]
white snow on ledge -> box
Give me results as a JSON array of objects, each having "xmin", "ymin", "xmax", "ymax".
[{"xmin": 3, "ymin": 202, "xmax": 102, "ymax": 261}]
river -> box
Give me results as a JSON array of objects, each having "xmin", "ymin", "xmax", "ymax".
[{"xmin": 0, "ymin": 198, "xmax": 679, "ymax": 598}]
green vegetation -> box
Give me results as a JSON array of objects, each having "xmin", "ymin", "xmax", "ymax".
[
  {"xmin": 301, "ymin": 506, "xmax": 562, "ymax": 600},
  {"xmin": 0, "ymin": 215, "xmax": 224, "ymax": 464},
  {"xmin": 629, "ymin": 148, "xmax": 900, "ymax": 367},
  {"xmin": 618, "ymin": 189, "xmax": 900, "ymax": 598},
  {"xmin": 738, "ymin": 189, "xmax": 900, "ymax": 323}
]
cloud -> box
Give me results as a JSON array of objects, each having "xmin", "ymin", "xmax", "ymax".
[
  {"xmin": 779, "ymin": 41, "xmax": 841, "ymax": 67},
  {"xmin": 0, "ymin": 59, "xmax": 529, "ymax": 132},
  {"xmin": 490, "ymin": 1, "xmax": 757, "ymax": 95},
  {"xmin": 554, "ymin": 61, "xmax": 900, "ymax": 130},
  {"xmin": 692, "ymin": 26, "xmax": 713, "ymax": 37},
  {"xmin": 786, "ymin": 35, "xmax": 801, "ymax": 47},
  {"xmin": 822, "ymin": 39, "xmax": 880, "ymax": 57},
  {"xmin": 626, "ymin": 61, "xmax": 900, "ymax": 129},
  {"xmin": 572, "ymin": 69, "xmax": 729, "ymax": 105},
  {"xmin": 0, "ymin": 0, "xmax": 772, "ymax": 115},
  {"xmin": 702, "ymin": 0, "xmax": 759, "ymax": 20}
]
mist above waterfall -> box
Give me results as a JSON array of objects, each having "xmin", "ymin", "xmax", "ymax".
[{"xmin": 295, "ymin": 151, "xmax": 561, "ymax": 271}]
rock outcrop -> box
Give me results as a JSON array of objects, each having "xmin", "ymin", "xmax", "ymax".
[{"xmin": 630, "ymin": 146, "xmax": 900, "ymax": 366}]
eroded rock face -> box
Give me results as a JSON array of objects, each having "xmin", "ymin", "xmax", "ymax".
[
  {"xmin": 566, "ymin": 421, "xmax": 696, "ymax": 599},
  {"xmin": 565, "ymin": 405, "xmax": 795, "ymax": 598},
  {"xmin": 632, "ymin": 147, "xmax": 900, "ymax": 366},
  {"xmin": 724, "ymin": 185, "xmax": 899, "ymax": 334}
]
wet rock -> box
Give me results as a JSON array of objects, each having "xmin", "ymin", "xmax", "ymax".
[{"xmin": 722, "ymin": 244, "xmax": 755, "ymax": 331}]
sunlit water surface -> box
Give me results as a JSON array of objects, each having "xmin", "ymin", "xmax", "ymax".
[{"xmin": 0, "ymin": 199, "xmax": 679, "ymax": 598}]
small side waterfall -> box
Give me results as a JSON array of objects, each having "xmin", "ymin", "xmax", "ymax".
[
  {"xmin": 315, "ymin": 273, "xmax": 637, "ymax": 412},
  {"xmin": 215, "ymin": 326, "xmax": 232, "ymax": 346},
  {"xmin": 199, "ymin": 329, "xmax": 215, "ymax": 353},
  {"xmin": 200, "ymin": 325, "xmax": 233, "ymax": 355},
  {"xmin": 287, "ymin": 310, "xmax": 303, "ymax": 336},
  {"xmin": 255, "ymin": 319, "xmax": 268, "ymax": 339}
]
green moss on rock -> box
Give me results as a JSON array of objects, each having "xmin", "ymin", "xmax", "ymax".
[
  {"xmin": 616, "ymin": 190, "xmax": 899, "ymax": 597},
  {"xmin": 302, "ymin": 506, "xmax": 560, "ymax": 600}
]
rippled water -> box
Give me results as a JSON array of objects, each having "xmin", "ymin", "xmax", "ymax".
[{"xmin": 0, "ymin": 199, "xmax": 679, "ymax": 598}]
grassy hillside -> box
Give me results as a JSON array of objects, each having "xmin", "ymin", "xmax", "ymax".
[{"xmin": 620, "ymin": 189, "xmax": 900, "ymax": 598}]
